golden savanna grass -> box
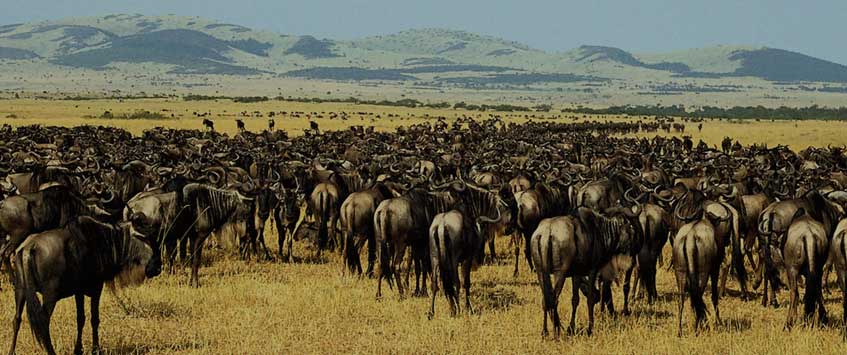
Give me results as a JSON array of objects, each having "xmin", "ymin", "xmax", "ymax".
[{"xmin": 1, "ymin": 98, "xmax": 847, "ymax": 354}]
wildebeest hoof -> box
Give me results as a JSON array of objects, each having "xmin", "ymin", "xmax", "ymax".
[
  {"xmin": 426, "ymin": 311, "xmax": 434, "ymax": 320},
  {"xmin": 566, "ymin": 326, "xmax": 576, "ymax": 336},
  {"xmin": 770, "ymin": 300, "xmax": 780, "ymax": 309}
]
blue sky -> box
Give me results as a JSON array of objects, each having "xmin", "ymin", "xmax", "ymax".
[{"xmin": 3, "ymin": 0, "xmax": 846, "ymax": 63}]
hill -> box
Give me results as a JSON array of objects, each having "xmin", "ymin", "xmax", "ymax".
[{"xmin": 1, "ymin": 14, "xmax": 847, "ymax": 99}]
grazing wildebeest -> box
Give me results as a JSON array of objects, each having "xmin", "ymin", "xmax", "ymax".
[
  {"xmin": 203, "ymin": 118, "xmax": 215, "ymax": 131},
  {"xmin": 783, "ymin": 209, "xmax": 829, "ymax": 330},
  {"xmin": 6, "ymin": 216, "xmax": 159, "ymax": 355},
  {"xmin": 530, "ymin": 206, "xmax": 642, "ymax": 339},
  {"xmin": 236, "ymin": 119, "xmax": 246, "ymax": 133},
  {"xmin": 182, "ymin": 183, "xmax": 253, "ymax": 287},
  {"xmin": 672, "ymin": 209, "xmax": 726, "ymax": 337}
]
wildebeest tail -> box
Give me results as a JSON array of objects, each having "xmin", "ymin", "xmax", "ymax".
[
  {"xmin": 435, "ymin": 225, "xmax": 457, "ymax": 300},
  {"xmin": 535, "ymin": 232, "xmax": 555, "ymax": 312},
  {"xmin": 375, "ymin": 209, "xmax": 393, "ymax": 282},
  {"xmin": 317, "ymin": 192, "xmax": 329, "ymax": 250},
  {"xmin": 341, "ymin": 206, "xmax": 358, "ymax": 274},
  {"xmin": 20, "ymin": 248, "xmax": 53, "ymax": 352},
  {"xmin": 684, "ymin": 235, "xmax": 706, "ymax": 322},
  {"xmin": 728, "ymin": 208, "xmax": 747, "ymax": 292},
  {"xmin": 802, "ymin": 233, "xmax": 820, "ymax": 317}
]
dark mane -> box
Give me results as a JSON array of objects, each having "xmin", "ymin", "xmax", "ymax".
[
  {"xmin": 183, "ymin": 184, "xmax": 249, "ymax": 227},
  {"xmin": 26, "ymin": 185, "xmax": 88, "ymax": 230}
]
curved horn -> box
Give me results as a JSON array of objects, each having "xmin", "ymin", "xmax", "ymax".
[
  {"xmin": 207, "ymin": 169, "xmax": 222, "ymax": 184},
  {"xmin": 476, "ymin": 204, "xmax": 503, "ymax": 225},
  {"xmin": 100, "ymin": 189, "xmax": 115, "ymax": 204}
]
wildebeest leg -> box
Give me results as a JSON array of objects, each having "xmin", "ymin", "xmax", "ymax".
[
  {"xmin": 179, "ymin": 237, "xmax": 188, "ymax": 267},
  {"xmin": 257, "ymin": 223, "xmax": 271, "ymax": 260},
  {"xmin": 551, "ymin": 271, "xmax": 567, "ymax": 339},
  {"xmin": 427, "ymin": 256, "xmax": 439, "ymax": 319},
  {"xmin": 841, "ymin": 272, "xmax": 847, "ymax": 340},
  {"xmin": 462, "ymin": 260, "xmax": 473, "ymax": 314},
  {"xmin": 537, "ymin": 270, "xmax": 551, "ymax": 337},
  {"xmin": 784, "ymin": 267, "xmax": 799, "ymax": 330},
  {"xmin": 90, "ymin": 285, "xmax": 102, "ymax": 353},
  {"xmin": 39, "ymin": 296, "xmax": 58, "ymax": 355},
  {"xmin": 710, "ymin": 266, "xmax": 721, "ymax": 328},
  {"xmin": 376, "ymin": 240, "xmax": 386, "ymax": 299},
  {"xmin": 567, "ymin": 277, "xmax": 580, "ymax": 335},
  {"xmin": 330, "ymin": 212, "xmax": 340, "ymax": 253},
  {"xmin": 7, "ymin": 287, "xmax": 25, "ymax": 355},
  {"xmin": 73, "ymin": 294, "xmax": 85, "ymax": 355},
  {"xmin": 365, "ymin": 232, "xmax": 376, "ymax": 277},
  {"xmin": 274, "ymin": 212, "xmax": 285, "ymax": 259},
  {"xmin": 513, "ymin": 234, "xmax": 521, "ymax": 277},
  {"xmin": 675, "ymin": 269, "xmax": 686, "ymax": 337},
  {"xmin": 601, "ymin": 281, "xmax": 615, "ymax": 316},
  {"xmin": 190, "ymin": 234, "xmax": 208, "ymax": 288},
  {"xmin": 718, "ymin": 257, "xmax": 730, "ymax": 298},
  {"xmin": 623, "ymin": 265, "xmax": 634, "ymax": 315},
  {"xmin": 486, "ymin": 231, "xmax": 496, "ymax": 264},
  {"xmin": 165, "ymin": 239, "xmax": 179, "ymax": 274},
  {"xmin": 393, "ymin": 241, "xmax": 407, "ymax": 297},
  {"xmin": 631, "ymin": 262, "xmax": 642, "ymax": 301},
  {"xmin": 586, "ymin": 271, "xmax": 597, "ymax": 336},
  {"xmin": 523, "ymin": 231, "xmax": 534, "ymax": 272},
  {"xmin": 286, "ymin": 225, "xmax": 295, "ymax": 263}
]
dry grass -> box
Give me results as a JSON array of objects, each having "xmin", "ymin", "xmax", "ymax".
[
  {"xmin": 3, "ymin": 237, "xmax": 847, "ymax": 354},
  {"xmin": 2, "ymin": 99, "xmax": 847, "ymax": 354}
]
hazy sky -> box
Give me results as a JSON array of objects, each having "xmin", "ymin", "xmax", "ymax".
[{"xmin": 3, "ymin": 0, "xmax": 846, "ymax": 63}]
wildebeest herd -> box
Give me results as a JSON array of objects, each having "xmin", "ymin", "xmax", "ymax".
[{"xmin": 1, "ymin": 117, "xmax": 847, "ymax": 353}]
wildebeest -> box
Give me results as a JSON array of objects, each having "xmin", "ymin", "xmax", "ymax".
[
  {"xmin": 530, "ymin": 206, "xmax": 642, "ymax": 338},
  {"xmin": 783, "ymin": 209, "xmax": 829, "ymax": 330},
  {"xmin": 7, "ymin": 216, "xmax": 159, "ymax": 355},
  {"xmin": 831, "ymin": 218, "xmax": 847, "ymax": 340},
  {"xmin": 672, "ymin": 209, "xmax": 726, "ymax": 337},
  {"xmin": 0, "ymin": 186, "xmax": 110, "ymax": 263},
  {"xmin": 374, "ymin": 187, "xmax": 455, "ymax": 298},
  {"xmin": 181, "ymin": 183, "xmax": 253, "ymax": 287},
  {"xmin": 515, "ymin": 178, "xmax": 572, "ymax": 276},
  {"xmin": 341, "ymin": 182, "xmax": 398, "ymax": 276},
  {"xmin": 426, "ymin": 182, "xmax": 504, "ymax": 318}
]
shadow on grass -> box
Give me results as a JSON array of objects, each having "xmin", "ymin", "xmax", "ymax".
[
  {"xmin": 473, "ymin": 283, "xmax": 525, "ymax": 312},
  {"xmin": 714, "ymin": 316, "xmax": 753, "ymax": 333}
]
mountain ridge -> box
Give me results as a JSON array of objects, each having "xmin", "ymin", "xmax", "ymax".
[{"xmin": 1, "ymin": 14, "xmax": 846, "ymax": 85}]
